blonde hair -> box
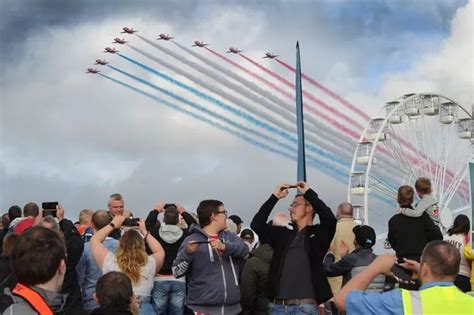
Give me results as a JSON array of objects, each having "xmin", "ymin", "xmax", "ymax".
[
  {"xmin": 116, "ymin": 229, "xmax": 148, "ymax": 284},
  {"xmin": 79, "ymin": 209, "xmax": 93, "ymax": 225}
]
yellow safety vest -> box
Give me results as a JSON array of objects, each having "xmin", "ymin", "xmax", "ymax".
[{"xmin": 401, "ymin": 285, "xmax": 473, "ymax": 314}]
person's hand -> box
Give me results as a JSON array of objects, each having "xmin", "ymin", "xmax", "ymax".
[
  {"xmin": 56, "ymin": 205, "xmax": 65, "ymax": 221},
  {"xmin": 211, "ymin": 239, "xmax": 226, "ymax": 252},
  {"xmin": 399, "ymin": 258, "xmax": 420, "ymax": 277},
  {"xmin": 111, "ymin": 212, "xmax": 129, "ymax": 228},
  {"xmin": 137, "ymin": 218, "xmax": 147, "ymax": 236},
  {"xmin": 273, "ymin": 183, "xmax": 291, "ymax": 199},
  {"xmin": 296, "ymin": 181, "xmax": 310, "ymax": 194},
  {"xmin": 130, "ymin": 295, "xmax": 139, "ymax": 315},
  {"xmin": 154, "ymin": 201, "xmax": 166, "ymax": 213},
  {"xmin": 370, "ymin": 254, "xmax": 397, "ymax": 275},
  {"xmin": 340, "ymin": 240, "xmax": 350, "ymax": 257},
  {"xmin": 186, "ymin": 241, "xmax": 200, "ymax": 254},
  {"xmin": 35, "ymin": 209, "xmax": 44, "ymax": 225},
  {"xmin": 176, "ymin": 203, "xmax": 186, "ymax": 214},
  {"xmin": 328, "ymin": 242, "xmax": 335, "ymax": 254}
]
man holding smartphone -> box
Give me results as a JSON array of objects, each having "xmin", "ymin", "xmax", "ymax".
[{"xmin": 251, "ymin": 182, "xmax": 337, "ymax": 314}]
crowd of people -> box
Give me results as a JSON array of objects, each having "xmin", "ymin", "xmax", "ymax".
[{"xmin": 0, "ymin": 178, "xmax": 472, "ymax": 314}]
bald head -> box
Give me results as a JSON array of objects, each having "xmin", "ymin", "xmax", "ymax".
[
  {"xmin": 273, "ymin": 212, "xmax": 289, "ymax": 227},
  {"xmin": 92, "ymin": 210, "xmax": 113, "ymax": 231},
  {"xmin": 337, "ymin": 202, "xmax": 353, "ymax": 218}
]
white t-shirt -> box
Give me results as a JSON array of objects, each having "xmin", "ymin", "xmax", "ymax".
[
  {"xmin": 102, "ymin": 252, "xmax": 156, "ymax": 296},
  {"xmin": 444, "ymin": 233, "xmax": 470, "ymax": 277}
]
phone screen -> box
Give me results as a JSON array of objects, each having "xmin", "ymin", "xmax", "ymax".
[{"xmin": 42, "ymin": 202, "xmax": 59, "ymax": 210}]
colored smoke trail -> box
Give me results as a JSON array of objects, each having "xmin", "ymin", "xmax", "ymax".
[
  {"xmin": 274, "ymin": 58, "xmax": 370, "ymax": 121},
  {"xmin": 99, "ymin": 73, "xmax": 349, "ymax": 182},
  {"xmin": 239, "ymin": 53, "xmax": 364, "ymax": 130},
  {"xmin": 107, "ymin": 64, "xmax": 351, "ymax": 170}
]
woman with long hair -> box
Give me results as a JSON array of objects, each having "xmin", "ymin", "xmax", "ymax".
[
  {"xmin": 91, "ymin": 212, "xmax": 165, "ymax": 314},
  {"xmin": 444, "ymin": 214, "xmax": 471, "ymax": 292}
]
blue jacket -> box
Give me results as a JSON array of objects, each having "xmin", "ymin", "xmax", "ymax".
[
  {"xmin": 172, "ymin": 224, "xmax": 249, "ymax": 314},
  {"xmin": 76, "ymin": 237, "xmax": 118, "ymax": 311}
]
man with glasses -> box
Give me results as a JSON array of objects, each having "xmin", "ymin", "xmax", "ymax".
[
  {"xmin": 251, "ymin": 182, "xmax": 337, "ymax": 314},
  {"xmin": 173, "ymin": 199, "xmax": 249, "ymax": 314}
]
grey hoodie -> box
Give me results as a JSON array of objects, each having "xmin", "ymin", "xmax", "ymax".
[
  {"xmin": 400, "ymin": 195, "xmax": 441, "ymax": 225},
  {"xmin": 159, "ymin": 224, "xmax": 183, "ymax": 244},
  {"xmin": 172, "ymin": 224, "xmax": 249, "ymax": 315}
]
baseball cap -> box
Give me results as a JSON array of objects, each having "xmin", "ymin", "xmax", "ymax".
[
  {"xmin": 240, "ymin": 228, "xmax": 254, "ymax": 239},
  {"xmin": 228, "ymin": 215, "xmax": 243, "ymax": 225},
  {"xmin": 353, "ymin": 225, "xmax": 376, "ymax": 248}
]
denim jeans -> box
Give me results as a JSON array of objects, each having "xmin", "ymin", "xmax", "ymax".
[
  {"xmin": 269, "ymin": 303, "xmax": 319, "ymax": 315},
  {"xmin": 152, "ymin": 280, "xmax": 186, "ymax": 315}
]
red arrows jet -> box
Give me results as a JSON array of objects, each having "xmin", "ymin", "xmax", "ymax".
[
  {"xmin": 121, "ymin": 27, "xmax": 138, "ymax": 34},
  {"xmin": 226, "ymin": 47, "xmax": 242, "ymax": 54},
  {"xmin": 95, "ymin": 59, "xmax": 108, "ymax": 65},
  {"xmin": 192, "ymin": 40, "xmax": 209, "ymax": 47},
  {"xmin": 86, "ymin": 68, "xmax": 100, "ymax": 74},
  {"xmin": 157, "ymin": 34, "xmax": 174, "ymax": 40},
  {"xmin": 104, "ymin": 47, "xmax": 118, "ymax": 54},
  {"xmin": 113, "ymin": 37, "xmax": 127, "ymax": 44},
  {"xmin": 263, "ymin": 52, "xmax": 279, "ymax": 59}
]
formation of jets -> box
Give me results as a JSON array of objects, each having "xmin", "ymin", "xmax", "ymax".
[
  {"xmin": 157, "ymin": 34, "xmax": 174, "ymax": 41},
  {"xmin": 113, "ymin": 37, "xmax": 127, "ymax": 44},
  {"xmin": 89, "ymin": 27, "xmax": 280, "ymax": 75},
  {"xmin": 192, "ymin": 40, "xmax": 208, "ymax": 47},
  {"xmin": 226, "ymin": 47, "xmax": 242, "ymax": 54},
  {"xmin": 263, "ymin": 52, "xmax": 278, "ymax": 59}
]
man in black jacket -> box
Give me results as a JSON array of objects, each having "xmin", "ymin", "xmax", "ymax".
[
  {"xmin": 145, "ymin": 202, "xmax": 197, "ymax": 314},
  {"xmin": 251, "ymin": 182, "xmax": 337, "ymax": 314}
]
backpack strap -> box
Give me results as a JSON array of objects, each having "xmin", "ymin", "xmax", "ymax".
[{"xmin": 12, "ymin": 283, "xmax": 53, "ymax": 315}]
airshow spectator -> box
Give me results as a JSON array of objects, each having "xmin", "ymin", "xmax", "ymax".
[
  {"xmin": 324, "ymin": 225, "xmax": 385, "ymax": 291},
  {"xmin": 0, "ymin": 213, "xmax": 10, "ymax": 255},
  {"xmin": 172, "ymin": 199, "xmax": 249, "ymax": 314},
  {"xmin": 91, "ymin": 271, "xmax": 136, "ymax": 315},
  {"xmin": 1, "ymin": 226, "xmax": 68, "ymax": 314},
  {"xmin": 77, "ymin": 210, "xmax": 119, "ymax": 312},
  {"xmin": 240, "ymin": 229, "xmax": 255, "ymax": 251},
  {"xmin": 444, "ymin": 214, "xmax": 471, "ymax": 292},
  {"xmin": 335, "ymin": 241, "xmax": 473, "ymax": 314},
  {"xmin": 145, "ymin": 202, "xmax": 196, "ymax": 315},
  {"xmin": 78, "ymin": 209, "xmax": 94, "ymax": 241},
  {"xmin": 328, "ymin": 202, "xmax": 357, "ymax": 296},
  {"xmin": 107, "ymin": 193, "xmax": 125, "ymax": 240},
  {"xmin": 90, "ymin": 212, "xmax": 165, "ymax": 315},
  {"xmin": 228, "ymin": 215, "xmax": 244, "ymax": 234},
  {"xmin": 12, "ymin": 202, "xmax": 40, "ymax": 234},
  {"xmin": 0, "ymin": 233, "xmax": 19, "ymax": 292},
  {"xmin": 251, "ymin": 182, "xmax": 337, "ymax": 314}
]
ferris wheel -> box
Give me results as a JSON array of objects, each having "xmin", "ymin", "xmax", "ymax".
[{"xmin": 348, "ymin": 93, "xmax": 472, "ymax": 236}]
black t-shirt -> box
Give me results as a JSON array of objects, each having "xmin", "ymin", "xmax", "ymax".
[{"xmin": 277, "ymin": 228, "xmax": 315, "ymax": 299}]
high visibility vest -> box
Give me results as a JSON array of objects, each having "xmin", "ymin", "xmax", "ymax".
[
  {"xmin": 401, "ymin": 285, "xmax": 473, "ymax": 314},
  {"xmin": 12, "ymin": 283, "xmax": 53, "ymax": 315}
]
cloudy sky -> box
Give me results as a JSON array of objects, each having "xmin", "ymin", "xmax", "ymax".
[{"xmin": 0, "ymin": 0, "xmax": 472, "ymax": 233}]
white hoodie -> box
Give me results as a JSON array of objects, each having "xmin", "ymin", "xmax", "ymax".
[{"xmin": 444, "ymin": 233, "xmax": 470, "ymax": 277}]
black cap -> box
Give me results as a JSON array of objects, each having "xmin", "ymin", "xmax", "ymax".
[
  {"xmin": 240, "ymin": 228, "xmax": 254, "ymax": 239},
  {"xmin": 228, "ymin": 215, "xmax": 243, "ymax": 225},
  {"xmin": 353, "ymin": 225, "xmax": 376, "ymax": 248}
]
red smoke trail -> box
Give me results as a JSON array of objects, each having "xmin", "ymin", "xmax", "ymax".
[
  {"xmin": 275, "ymin": 58, "xmax": 370, "ymax": 121},
  {"xmin": 238, "ymin": 53, "xmax": 364, "ymax": 130}
]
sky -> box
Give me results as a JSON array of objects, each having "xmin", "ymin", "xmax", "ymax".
[{"xmin": 0, "ymin": 0, "xmax": 472, "ymax": 235}]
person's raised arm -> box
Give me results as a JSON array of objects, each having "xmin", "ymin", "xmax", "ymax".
[
  {"xmin": 176, "ymin": 203, "xmax": 197, "ymax": 228},
  {"xmin": 91, "ymin": 212, "xmax": 127, "ymax": 268},
  {"xmin": 251, "ymin": 183, "xmax": 290, "ymax": 239},
  {"xmin": 145, "ymin": 201, "xmax": 165, "ymax": 231},
  {"xmin": 138, "ymin": 219, "xmax": 165, "ymax": 273},
  {"xmin": 334, "ymin": 255, "xmax": 396, "ymax": 311}
]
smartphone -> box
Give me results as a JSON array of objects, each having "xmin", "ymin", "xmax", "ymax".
[
  {"xmin": 280, "ymin": 185, "xmax": 298, "ymax": 190},
  {"xmin": 192, "ymin": 241, "xmax": 210, "ymax": 244},
  {"xmin": 43, "ymin": 210, "xmax": 57, "ymax": 217},
  {"xmin": 123, "ymin": 218, "xmax": 139, "ymax": 227},
  {"xmin": 164, "ymin": 203, "xmax": 175, "ymax": 209},
  {"xmin": 42, "ymin": 202, "xmax": 58, "ymax": 210},
  {"xmin": 390, "ymin": 263, "xmax": 413, "ymax": 282}
]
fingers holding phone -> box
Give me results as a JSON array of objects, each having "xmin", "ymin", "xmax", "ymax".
[
  {"xmin": 274, "ymin": 183, "xmax": 292, "ymax": 199},
  {"xmin": 186, "ymin": 241, "xmax": 200, "ymax": 254}
]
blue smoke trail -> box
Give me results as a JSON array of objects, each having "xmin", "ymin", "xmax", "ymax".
[
  {"xmin": 109, "ymin": 58, "xmax": 349, "ymax": 170},
  {"xmin": 99, "ymin": 73, "xmax": 349, "ymax": 182}
]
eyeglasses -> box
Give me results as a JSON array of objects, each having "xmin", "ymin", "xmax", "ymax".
[
  {"xmin": 216, "ymin": 210, "xmax": 228, "ymax": 216},
  {"xmin": 289, "ymin": 203, "xmax": 309, "ymax": 209}
]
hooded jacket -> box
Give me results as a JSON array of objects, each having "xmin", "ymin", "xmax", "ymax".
[
  {"xmin": 2, "ymin": 285, "xmax": 67, "ymax": 315},
  {"xmin": 172, "ymin": 224, "xmax": 249, "ymax": 314},
  {"xmin": 240, "ymin": 243, "xmax": 273, "ymax": 315},
  {"xmin": 250, "ymin": 189, "xmax": 337, "ymax": 304}
]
